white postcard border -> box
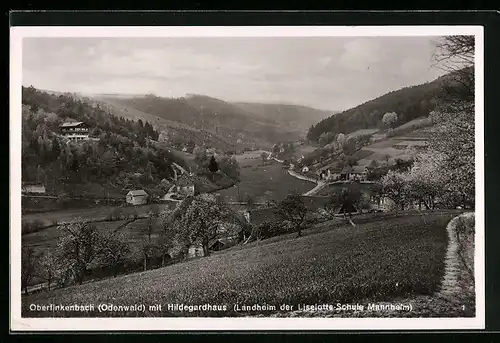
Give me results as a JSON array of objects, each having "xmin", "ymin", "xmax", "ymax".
[{"xmin": 10, "ymin": 25, "xmax": 485, "ymax": 331}]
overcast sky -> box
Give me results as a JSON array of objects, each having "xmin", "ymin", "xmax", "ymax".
[{"xmin": 22, "ymin": 36, "xmax": 446, "ymax": 111}]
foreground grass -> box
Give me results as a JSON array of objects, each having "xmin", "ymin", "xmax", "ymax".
[{"xmin": 22, "ymin": 213, "xmax": 453, "ymax": 318}]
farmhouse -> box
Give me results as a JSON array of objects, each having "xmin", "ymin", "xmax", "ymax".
[
  {"xmin": 351, "ymin": 166, "xmax": 369, "ymax": 181},
  {"xmin": 126, "ymin": 189, "xmax": 148, "ymax": 205},
  {"xmin": 175, "ymin": 174, "xmax": 196, "ymax": 196},
  {"xmin": 318, "ymin": 162, "xmax": 343, "ymax": 181},
  {"xmin": 340, "ymin": 166, "xmax": 368, "ymax": 181},
  {"xmin": 21, "ymin": 183, "xmax": 46, "ymax": 194},
  {"xmin": 60, "ymin": 121, "xmax": 90, "ymax": 141}
]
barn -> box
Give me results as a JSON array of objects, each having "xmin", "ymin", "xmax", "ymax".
[{"xmin": 126, "ymin": 189, "xmax": 148, "ymax": 205}]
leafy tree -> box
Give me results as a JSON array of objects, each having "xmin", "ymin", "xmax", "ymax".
[
  {"xmin": 245, "ymin": 195, "xmax": 256, "ymax": 210},
  {"xmin": 165, "ymin": 195, "xmax": 236, "ymax": 257},
  {"xmin": 100, "ymin": 231, "xmax": 130, "ymax": 277},
  {"xmin": 318, "ymin": 132, "xmax": 334, "ymax": 146},
  {"xmin": 57, "ymin": 220, "xmax": 104, "ymax": 285},
  {"xmin": 380, "ymin": 170, "xmax": 411, "ymax": 211},
  {"xmin": 325, "ymin": 188, "xmax": 361, "ymax": 218},
  {"xmin": 217, "ymin": 154, "xmax": 240, "ymax": 181},
  {"xmin": 276, "ymin": 193, "xmax": 309, "ymax": 238},
  {"xmin": 382, "ymin": 112, "xmax": 398, "ymax": 128},
  {"xmin": 156, "ymin": 230, "xmax": 174, "ymax": 267}
]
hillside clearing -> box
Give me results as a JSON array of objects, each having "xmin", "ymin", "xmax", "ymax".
[{"xmin": 23, "ymin": 212, "xmax": 456, "ymax": 318}]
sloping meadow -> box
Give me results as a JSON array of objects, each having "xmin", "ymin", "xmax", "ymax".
[{"xmin": 22, "ymin": 213, "xmax": 454, "ymax": 317}]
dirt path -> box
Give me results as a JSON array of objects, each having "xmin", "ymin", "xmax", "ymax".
[
  {"xmin": 302, "ymin": 181, "xmax": 326, "ymax": 196},
  {"xmin": 268, "ymin": 212, "xmax": 476, "ymax": 318}
]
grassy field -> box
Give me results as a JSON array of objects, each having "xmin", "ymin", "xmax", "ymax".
[
  {"xmin": 23, "ymin": 212, "xmax": 456, "ymax": 318},
  {"xmin": 316, "ymin": 182, "xmax": 376, "ymax": 197},
  {"xmin": 217, "ymin": 159, "xmax": 313, "ymax": 202},
  {"xmin": 22, "ymin": 203, "xmax": 172, "ymax": 228}
]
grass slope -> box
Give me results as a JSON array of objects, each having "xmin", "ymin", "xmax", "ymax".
[{"xmin": 23, "ymin": 212, "xmax": 452, "ymax": 317}]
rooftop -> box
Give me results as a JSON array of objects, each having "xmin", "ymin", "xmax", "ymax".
[
  {"xmin": 60, "ymin": 121, "xmax": 86, "ymax": 128},
  {"xmin": 127, "ymin": 189, "xmax": 148, "ymax": 196}
]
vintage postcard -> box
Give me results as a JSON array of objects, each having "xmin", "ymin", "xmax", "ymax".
[{"xmin": 10, "ymin": 25, "xmax": 484, "ymax": 331}]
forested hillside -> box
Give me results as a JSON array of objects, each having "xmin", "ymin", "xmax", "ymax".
[
  {"xmin": 99, "ymin": 94, "xmax": 321, "ymax": 147},
  {"xmin": 234, "ymin": 102, "xmax": 334, "ymax": 134},
  {"xmin": 306, "ymin": 69, "xmax": 470, "ymax": 142},
  {"xmin": 21, "ymin": 86, "xmax": 190, "ymax": 198},
  {"xmin": 91, "ymin": 96, "xmax": 235, "ymax": 152}
]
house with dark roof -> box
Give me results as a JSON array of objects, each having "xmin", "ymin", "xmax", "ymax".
[
  {"xmin": 208, "ymin": 237, "xmax": 238, "ymax": 252},
  {"xmin": 126, "ymin": 189, "xmax": 148, "ymax": 205},
  {"xmin": 318, "ymin": 161, "xmax": 343, "ymax": 181},
  {"xmin": 340, "ymin": 165, "xmax": 368, "ymax": 181}
]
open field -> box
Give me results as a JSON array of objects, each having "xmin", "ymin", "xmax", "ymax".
[
  {"xmin": 316, "ymin": 182, "xmax": 376, "ymax": 197},
  {"xmin": 23, "ymin": 212, "xmax": 458, "ymax": 317},
  {"xmin": 217, "ymin": 159, "xmax": 313, "ymax": 202},
  {"xmin": 22, "ymin": 203, "xmax": 172, "ymax": 228},
  {"xmin": 346, "ymin": 128, "xmax": 380, "ymax": 139},
  {"xmin": 233, "ymin": 150, "xmax": 271, "ymax": 165}
]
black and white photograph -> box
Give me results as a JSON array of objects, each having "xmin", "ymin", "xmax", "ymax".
[{"xmin": 10, "ymin": 25, "xmax": 484, "ymax": 331}]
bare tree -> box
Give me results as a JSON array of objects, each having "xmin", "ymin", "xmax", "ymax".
[
  {"xmin": 21, "ymin": 246, "xmax": 38, "ymax": 295},
  {"xmin": 39, "ymin": 250, "xmax": 59, "ymax": 291},
  {"xmin": 433, "ymin": 35, "xmax": 475, "ymax": 102}
]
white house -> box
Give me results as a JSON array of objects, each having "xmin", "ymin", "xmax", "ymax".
[{"xmin": 126, "ymin": 189, "xmax": 148, "ymax": 205}]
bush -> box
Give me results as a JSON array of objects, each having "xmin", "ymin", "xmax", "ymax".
[
  {"xmin": 256, "ymin": 221, "xmax": 289, "ymax": 240},
  {"xmin": 22, "ymin": 219, "xmax": 46, "ymax": 234},
  {"xmin": 107, "ymin": 207, "xmax": 125, "ymax": 221}
]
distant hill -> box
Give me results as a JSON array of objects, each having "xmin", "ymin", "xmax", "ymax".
[
  {"xmin": 234, "ymin": 102, "xmax": 335, "ymax": 134},
  {"xmin": 94, "ymin": 93, "xmax": 330, "ymax": 147},
  {"xmin": 306, "ymin": 70, "xmax": 467, "ymax": 142}
]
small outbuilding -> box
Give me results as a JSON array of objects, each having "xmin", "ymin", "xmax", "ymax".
[
  {"xmin": 175, "ymin": 174, "xmax": 196, "ymax": 196},
  {"xmin": 21, "ymin": 183, "xmax": 46, "ymax": 194},
  {"xmin": 126, "ymin": 189, "xmax": 148, "ymax": 205}
]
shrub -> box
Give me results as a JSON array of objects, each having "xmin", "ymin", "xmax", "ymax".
[
  {"xmin": 21, "ymin": 219, "xmax": 46, "ymax": 234},
  {"xmin": 108, "ymin": 207, "xmax": 125, "ymax": 221}
]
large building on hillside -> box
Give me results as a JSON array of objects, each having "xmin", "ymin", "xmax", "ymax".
[{"xmin": 60, "ymin": 121, "xmax": 90, "ymax": 141}]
